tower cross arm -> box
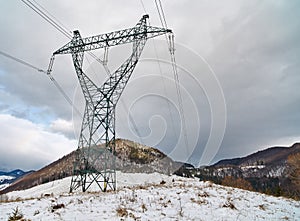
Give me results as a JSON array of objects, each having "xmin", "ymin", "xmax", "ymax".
[{"xmin": 53, "ymin": 25, "xmax": 172, "ymax": 55}]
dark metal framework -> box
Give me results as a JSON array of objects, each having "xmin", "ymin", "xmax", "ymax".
[{"xmin": 48, "ymin": 15, "xmax": 171, "ymax": 192}]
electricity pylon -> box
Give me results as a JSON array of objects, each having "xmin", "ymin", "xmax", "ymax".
[{"xmin": 48, "ymin": 15, "xmax": 172, "ymax": 192}]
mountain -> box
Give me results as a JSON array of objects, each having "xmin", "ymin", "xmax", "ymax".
[
  {"xmin": 0, "ymin": 169, "xmax": 27, "ymax": 177},
  {"xmin": 0, "ymin": 169, "xmax": 33, "ymax": 191},
  {"xmin": 214, "ymin": 143, "xmax": 300, "ymax": 167},
  {"xmin": 208, "ymin": 143, "xmax": 300, "ymax": 178},
  {"xmin": 1, "ymin": 172, "xmax": 299, "ymax": 220},
  {"xmin": 0, "ymin": 139, "xmax": 185, "ymax": 194},
  {"xmin": 195, "ymin": 143, "xmax": 300, "ymax": 199}
]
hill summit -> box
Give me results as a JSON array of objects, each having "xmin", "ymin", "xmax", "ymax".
[{"xmin": 0, "ymin": 139, "xmax": 184, "ymax": 194}]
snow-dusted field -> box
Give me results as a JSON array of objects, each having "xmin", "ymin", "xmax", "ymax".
[{"xmin": 0, "ymin": 172, "xmax": 299, "ymax": 220}]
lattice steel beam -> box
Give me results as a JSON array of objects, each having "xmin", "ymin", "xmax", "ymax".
[{"xmin": 49, "ymin": 15, "xmax": 172, "ymax": 193}]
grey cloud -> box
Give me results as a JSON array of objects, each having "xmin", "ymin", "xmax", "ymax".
[{"xmin": 207, "ymin": 0, "xmax": 300, "ymax": 162}]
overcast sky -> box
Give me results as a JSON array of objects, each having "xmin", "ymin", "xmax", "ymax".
[{"xmin": 0, "ymin": 0, "xmax": 299, "ymax": 171}]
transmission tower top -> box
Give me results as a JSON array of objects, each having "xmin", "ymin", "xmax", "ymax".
[{"xmin": 52, "ymin": 15, "xmax": 172, "ymax": 55}]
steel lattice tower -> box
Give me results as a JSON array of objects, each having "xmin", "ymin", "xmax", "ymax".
[{"xmin": 48, "ymin": 15, "xmax": 171, "ymax": 192}]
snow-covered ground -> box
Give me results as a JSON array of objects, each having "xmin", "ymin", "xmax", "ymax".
[
  {"xmin": 0, "ymin": 172, "xmax": 299, "ymax": 220},
  {"xmin": 0, "ymin": 175, "xmax": 15, "ymax": 191}
]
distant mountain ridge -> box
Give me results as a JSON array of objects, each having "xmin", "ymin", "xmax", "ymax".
[
  {"xmin": 0, "ymin": 169, "xmax": 24, "ymax": 176},
  {"xmin": 214, "ymin": 143, "xmax": 300, "ymax": 167},
  {"xmin": 0, "ymin": 169, "xmax": 33, "ymax": 191}
]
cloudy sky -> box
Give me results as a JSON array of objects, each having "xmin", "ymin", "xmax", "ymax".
[{"xmin": 0, "ymin": 0, "xmax": 299, "ymax": 171}]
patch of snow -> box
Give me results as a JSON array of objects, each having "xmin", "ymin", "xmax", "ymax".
[
  {"xmin": 240, "ymin": 165, "xmax": 265, "ymax": 170},
  {"xmin": 267, "ymin": 166, "xmax": 286, "ymax": 177},
  {"xmin": 0, "ymin": 175, "xmax": 15, "ymax": 182},
  {"xmin": 0, "ymin": 184, "xmax": 10, "ymax": 191},
  {"xmin": 0, "ymin": 172, "xmax": 299, "ymax": 220}
]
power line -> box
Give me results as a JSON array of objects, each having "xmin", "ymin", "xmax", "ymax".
[
  {"xmin": 20, "ymin": 0, "xmax": 72, "ymax": 39},
  {"xmin": 154, "ymin": 0, "xmax": 190, "ymax": 153},
  {"xmin": 158, "ymin": 0, "xmax": 168, "ymax": 28},
  {"xmin": 138, "ymin": 0, "xmax": 178, "ymax": 139},
  {"xmin": 0, "ymin": 50, "xmax": 44, "ymax": 73},
  {"xmin": 139, "ymin": 0, "xmax": 147, "ymax": 14},
  {"xmin": 154, "ymin": 0, "xmax": 165, "ymax": 30},
  {"xmin": 20, "ymin": 0, "xmax": 108, "ymax": 67},
  {"xmin": 151, "ymin": 41, "xmax": 178, "ymax": 139},
  {"xmin": 169, "ymin": 44, "xmax": 190, "ymax": 153},
  {"xmin": 31, "ymin": 0, "xmax": 72, "ymax": 36},
  {"xmin": 0, "ymin": 49, "xmax": 82, "ymax": 117}
]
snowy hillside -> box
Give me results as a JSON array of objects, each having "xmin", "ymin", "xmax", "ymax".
[{"xmin": 0, "ymin": 172, "xmax": 299, "ymax": 220}]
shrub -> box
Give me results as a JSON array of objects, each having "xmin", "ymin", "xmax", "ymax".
[
  {"xmin": 50, "ymin": 203, "xmax": 65, "ymax": 213},
  {"xmin": 116, "ymin": 207, "xmax": 128, "ymax": 217},
  {"xmin": 8, "ymin": 207, "xmax": 23, "ymax": 221},
  {"xmin": 222, "ymin": 201, "xmax": 236, "ymax": 210},
  {"xmin": 141, "ymin": 203, "xmax": 147, "ymax": 212},
  {"xmin": 160, "ymin": 180, "xmax": 166, "ymax": 185}
]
